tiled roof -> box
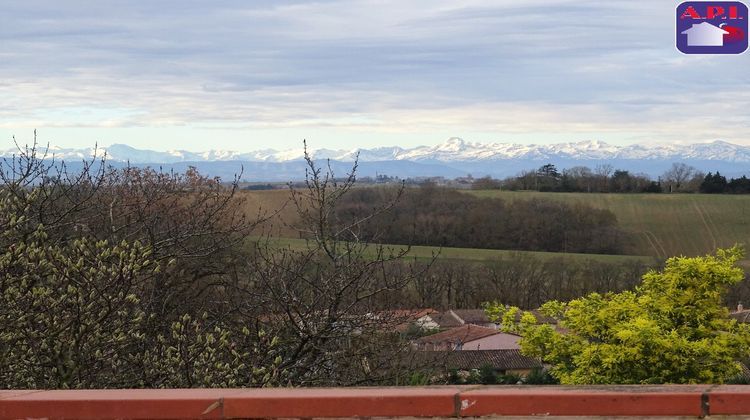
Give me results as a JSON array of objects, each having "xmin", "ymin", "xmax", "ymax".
[
  {"xmin": 415, "ymin": 325, "xmax": 499, "ymax": 345},
  {"xmin": 430, "ymin": 311, "xmax": 463, "ymax": 328},
  {"xmin": 419, "ymin": 349, "xmax": 542, "ymax": 371},
  {"xmin": 375, "ymin": 308, "xmax": 437, "ymax": 320},
  {"xmin": 452, "ymin": 309, "xmax": 491, "ymax": 324},
  {"xmin": 730, "ymin": 310, "xmax": 750, "ymax": 323},
  {"xmin": 443, "ymin": 308, "xmax": 559, "ymax": 326},
  {"xmin": 371, "ymin": 308, "xmax": 438, "ymax": 332}
]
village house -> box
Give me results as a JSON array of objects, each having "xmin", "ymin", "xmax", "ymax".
[
  {"xmin": 417, "ymin": 308, "xmax": 560, "ymax": 331},
  {"xmin": 377, "ymin": 308, "xmax": 439, "ymax": 332},
  {"xmin": 413, "ymin": 324, "xmax": 521, "ymax": 351}
]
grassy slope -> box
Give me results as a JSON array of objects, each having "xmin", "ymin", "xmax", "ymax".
[
  {"xmin": 466, "ymin": 190, "xmax": 750, "ymax": 258},
  {"xmin": 242, "ymin": 189, "xmax": 750, "ymax": 260},
  {"xmin": 261, "ymin": 237, "xmax": 656, "ymax": 265}
]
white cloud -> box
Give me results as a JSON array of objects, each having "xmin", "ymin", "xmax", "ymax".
[{"xmin": 1, "ymin": 0, "xmax": 749, "ymax": 150}]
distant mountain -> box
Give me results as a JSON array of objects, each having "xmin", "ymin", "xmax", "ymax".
[
  {"xmin": 11, "ymin": 138, "xmax": 750, "ymax": 163},
  {"xmin": 3, "ymin": 138, "xmax": 749, "ymax": 181}
]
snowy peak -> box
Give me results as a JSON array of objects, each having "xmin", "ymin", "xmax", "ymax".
[
  {"xmin": 435, "ymin": 137, "xmax": 468, "ymax": 152},
  {"xmin": 3, "ymin": 138, "xmax": 750, "ymax": 164}
]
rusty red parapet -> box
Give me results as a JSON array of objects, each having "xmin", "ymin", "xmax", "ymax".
[
  {"xmin": 1, "ymin": 385, "xmax": 750, "ymax": 419},
  {"xmin": 458, "ymin": 385, "xmax": 707, "ymax": 417}
]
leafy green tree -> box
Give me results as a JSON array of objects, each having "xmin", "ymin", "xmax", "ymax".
[
  {"xmin": 610, "ymin": 170, "xmax": 632, "ymax": 192},
  {"xmin": 486, "ymin": 247, "xmax": 750, "ymax": 384},
  {"xmin": 536, "ymin": 164, "xmax": 561, "ymax": 191},
  {"xmin": 700, "ymin": 172, "xmax": 728, "ymax": 194},
  {"xmin": 536, "ymin": 163, "xmax": 560, "ymax": 179},
  {"xmin": 729, "ymin": 176, "xmax": 750, "ymax": 194}
]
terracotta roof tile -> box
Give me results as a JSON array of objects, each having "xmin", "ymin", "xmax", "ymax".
[
  {"xmin": 415, "ymin": 325, "xmax": 499, "ymax": 345},
  {"xmin": 452, "ymin": 309, "xmax": 491, "ymax": 324},
  {"xmin": 419, "ymin": 349, "xmax": 542, "ymax": 371},
  {"xmin": 431, "ymin": 312, "xmax": 463, "ymax": 328},
  {"xmin": 730, "ymin": 310, "xmax": 750, "ymax": 323}
]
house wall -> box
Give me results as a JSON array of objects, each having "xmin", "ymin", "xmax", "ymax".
[
  {"xmin": 415, "ymin": 315, "xmax": 440, "ymax": 330},
  {"xmin": 507, "ymin": 368, "xmax": 534, "ymax": 377},
  {"xmin": 460, "ymin": 333, "xmax": 520, "ymax": 350},
  {"xmin": 416, "ymin": 342, "xmax": 452, "ymax": 351}
]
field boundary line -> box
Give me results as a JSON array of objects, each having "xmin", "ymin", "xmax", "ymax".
[{"xmin": 692, "ymin": 200, "xmax": 718, "ymax": 250}]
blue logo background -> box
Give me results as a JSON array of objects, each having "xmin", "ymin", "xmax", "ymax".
[{"xmin": 677, "ymin": 1, "xmax": 748, "ymax": 54}]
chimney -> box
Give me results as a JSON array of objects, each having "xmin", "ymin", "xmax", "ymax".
[{"xmin": 738, "ymin": 302, "xmax": 744, "ymax": 313}]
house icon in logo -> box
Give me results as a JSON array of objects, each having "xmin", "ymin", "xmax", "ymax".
[{"xmin": 681, "ymin": 21, "xmax": 730, "ymax": 46}]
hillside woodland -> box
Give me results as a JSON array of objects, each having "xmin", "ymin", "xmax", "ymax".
[{"xmin": 336, "ymin": 186, "xmax": 625, "ymax": 254}]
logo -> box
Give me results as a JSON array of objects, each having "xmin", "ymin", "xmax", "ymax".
[{"xmin": 677, "ymin": 2, "xmax": 748, "ymax": 54}]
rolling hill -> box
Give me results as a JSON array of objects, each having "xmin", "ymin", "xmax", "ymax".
[
  {"xmin": 244, "ymin": 189, "xmax": 750, "ymax": 259},
  {"xmin": 465, "ymin": 190, "xmax": 750, "ymax": 258}
]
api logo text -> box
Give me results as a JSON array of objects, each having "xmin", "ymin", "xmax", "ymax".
[{"xmin": 677, "ymin": 1, "xmax": 748, "ymax": 54}]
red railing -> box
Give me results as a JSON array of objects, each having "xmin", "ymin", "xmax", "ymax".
[{"xmin": 2, "ymin": 385, "xmax": 750, "ymax": 418}]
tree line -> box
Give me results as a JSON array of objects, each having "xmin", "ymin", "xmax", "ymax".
[
  {"xmin": 336, "ymin": 186, "xmax": 626, "ymax": 254},
  {"xmin": 477, "ymin": 162, "xmax": 750, "ymax": 193},
  {"xmin": 699, "ymin": 172, "xmax": 750, "ymax": 194},
  {"xmin": 395, "ymin": 255, "xmax": 652, "ymax": 310}
]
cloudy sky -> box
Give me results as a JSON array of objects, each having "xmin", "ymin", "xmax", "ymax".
[{"xmin": 2, "ymin": 0, "xmax": 749, "ymax": 151}]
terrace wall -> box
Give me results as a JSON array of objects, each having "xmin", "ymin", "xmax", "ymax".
[{"xmin": 2, "ymin": 385, "xmax": 750, "ymax": 418}]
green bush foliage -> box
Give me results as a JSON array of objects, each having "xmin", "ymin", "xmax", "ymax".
[
  {"xmin": 487, "ymin": 247, "xmax": 750, "ymax": 384},
  {"xmin": 0, "ymin": 189, "xmax": 282, "ymax": 388}
]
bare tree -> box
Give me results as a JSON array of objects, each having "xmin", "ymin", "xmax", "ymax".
[
  {"xmin": 238, "ymin": 143, "xmax": 432, "ymax": 385},
  {"xmin": 594, "ymin": 164, "xmax": 614, "ymax": 192},
  {"xmin": 662, "ymin": 162, "xmax": 698, "ymax": 192},
  {"xmin": 564, "ymin": 166, "xmax": 594, "ymax": 192}
]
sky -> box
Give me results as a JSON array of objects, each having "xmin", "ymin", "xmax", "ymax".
[{"xmin": 2, "ymin": 0, "xmax": 750, "ymax": 152}]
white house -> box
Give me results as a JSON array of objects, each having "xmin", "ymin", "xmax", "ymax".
[
  {"xmin": 414, "ymin": 325, "xmax": 521, "ymax": 351},
  {"xmin": 681, "ymin": 22, "xmax": 729, "ymax": 47}
]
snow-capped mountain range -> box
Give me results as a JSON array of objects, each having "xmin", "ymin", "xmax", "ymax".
[
  {"xmin": 3, "ymin": 138, "xmax": 749, "ymax": 181},
  {"xmin": 6, "ymin": 137, "xmax": 750, "ymax": 164}
]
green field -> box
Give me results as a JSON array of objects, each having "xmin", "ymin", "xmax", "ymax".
[
  {"xmin": 465, "ymin": 190, "xmax": 750, "ymax": 258},
  {"xmin": 259, "ymin": 237, "xmax": 657, "ymax": 266},
  {"xmin": 243, "ymin": 189, "xmax": 750, "ymax": 261}
]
